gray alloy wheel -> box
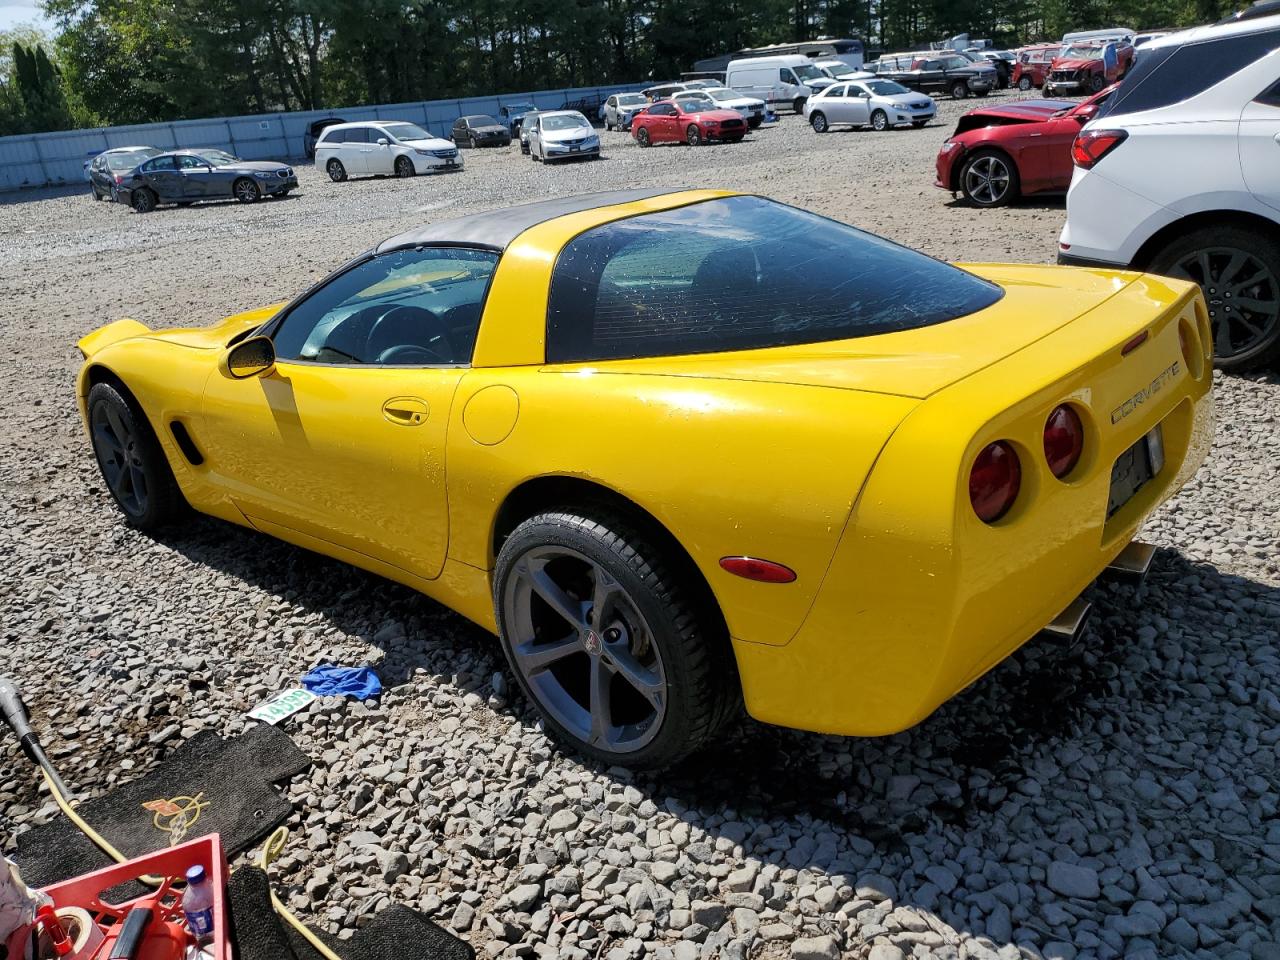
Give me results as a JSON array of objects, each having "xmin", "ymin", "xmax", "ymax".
[
  {"xmin": 394, "ymin": 155, "xmax": 415, "ymax": 178},
  {"xmin": 131, "ymin": 188, "xmax": 156, "ymax": 213},
  {"xmin": 810, "ymin": 111, "xmax": 828, "ymax": 133},
  {"xmin": 326, "ymin": 158, "xmax": 347, "ymax": 182},
  {"xmin": 233, "ymin": 177, "xmax": 260, "ymax": 203},
  {"xmin": 686, "ymin": 124, "xmax": 702, "ymax": 146},
  {"xmin": 1164, "ymin": 243, "xmax": 1280, "ymax": 368},
  {"xmin": 951, "ymin": 80, "xmax": 969, "ymax": 99},
  {"xmin": 1018, "ymin": 76, "xmax": 1033, "ymax": 91},
  {"xmin": 871, "ymin": 109, "xmax": 889, "ymax": 131},
  {"xmin": 503, "ymin": 544, "xmax": 669, "ymax": 755},
  {"xmin": 636, "ymin": 127, "xmax": 651, "ymax": 147},
  {"xmin": 961, "ymin": 151, "xmax": 1018, "ymax": 207}
]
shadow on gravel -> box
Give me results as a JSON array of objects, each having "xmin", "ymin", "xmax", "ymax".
[
  {"xmin": 943, "ymin": 196, "xmax": 1065, "ymax": 212},
  {"xmin": 159, "ymin": 515, "xmax": 1280, "ymax": 948}
]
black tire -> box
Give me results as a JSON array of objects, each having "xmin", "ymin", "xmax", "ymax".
[
  {"xmin": 1090, "ymin": 73, "xmax": 1106, "ymax": 94},
  {"xmin": 605, "ymin": 119, "xmax": 614, "ymax": 131},
  {"xmin": 494, "ymin": 508, "xmax": 739, "ymax": 769},
  {"xmin": 233, "ymin": 177, "xmax": 260, "ymax": 203},
  {"xmin": 176, "ymin": 201, "xmax": 194, "ymax": 207},
  {"xmin": 92, "ymin": 186, "xmax": 104, "ymax": 201},
  {"xmin": 87, "ymin": 381, "xmax": 185, "ymax": 531},
  {"xmin": 326, "ymin": 158, "xmax": 347, "ymax": 182},
  {"xmin": 951, "ymin": 80, "xmax": 969, "ymax": 100},
  {"xmin": 521, "ymin": 141, "xmax": 530, "ymax": 154},
  {"xmin": 973, "ymin": 89, "xmax": 990, "ymax": 98},
  {"xmin": 810, "ymin": 111, "xmax": 828, "ymax": 133},
  {"xmin": 748, "ymin": 116, "xmax": 762, "ymax": 129},
  {"xmin": 871, "ymin": 109, "xmax": 889, "ymax": 132},
  {"xmin": 912, "ymin": 120, "xmax": 929, "ymax": 128},
  {"xmin": 636, "ymin": 127, "xmax": 651, "ymax": 147},
  {"xmin": 394, "ymin": 155, "xmax": 415, "ymax": 178},
  {"xmin": 792, "ymin": 97, "xmax": 806, "ymax": 114},
  {"xmin": 130, "ymin": 188, "xmax": 156, "ymax": 213},
  {"xmin": 1147, "ymin": 225, "xmax": 1280, "ymax": 370},
  {"xmin": 1018, "ymin": 76, "xmax": 1033, "ymax": 91},
  {"xmin": 959, "ymin": 149, "xmax": 1019, "ymax": 208},
  {"xmin": 686, "ymin": 124, "xmax": 701, "ymax": 146}
]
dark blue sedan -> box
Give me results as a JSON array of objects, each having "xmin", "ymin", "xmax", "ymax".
[{"xmin": 118, "ymin": 149, "xmax": 298, "ymax": 212}]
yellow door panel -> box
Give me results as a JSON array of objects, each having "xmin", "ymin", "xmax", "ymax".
[{"xmin": 199, "ymin": 361, "xmax": 462, "ymax": 579}]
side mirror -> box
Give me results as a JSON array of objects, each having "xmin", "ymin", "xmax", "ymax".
[
  {"xmin": 377, "ymin": 137, "xmax": 389, "ymax": 146},
  {"xmin": 223, "ymin": 335, "xmax": 275, "ymax": 379}
]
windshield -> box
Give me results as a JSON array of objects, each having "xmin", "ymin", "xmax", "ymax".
[
  {"xmin": 471, "ymin": 115, "xmax": 498, "ymax": 126},
  {"xmin": 865, "ymin": 79, "xmax": 909, "ymax": 95},
  {"xmin": 618, "ymin": 94, "xmax": 646, "ymax": 106},
  {"xmin": 199, "ymin": 150, "xmax": 239, "ymax": 166},
  {"xmin": 380, "ymin": 122, "xmax": 431, "ymax": 141},
  {"xmin": 1059, "ymin": 45, "xmax": 1103, "ymax": 60},
  {"xmin": 545, "ymin": 196, "xmax": 1003, "ymax": 363},
  {"xmin": 705, "ymin": 88, "xmax": 738, "ymax": 101},
  {"xmin": 542, "ymin": 113, "xmax": 589, "ymax": 131},
  {"xmin": 506, "ymin": 103, "xmax": 535, "ymax": 113},
  {"xmin": 793, "ymin": 64, "xmax": 826, "ymax": 80},
  {"xmin": 942, "ymin": 56, "xmax": 970, "ymax": 68},
  {"xmin": 107, "ymin": 148, "xmax": 160, "ymax": 170},
  {"xmin": 675, "ymin": 94, "xmax": 714, "ymax": 107}
]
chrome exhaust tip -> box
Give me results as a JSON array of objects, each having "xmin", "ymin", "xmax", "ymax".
[
  {"xmin": 1103, "ymin": 541, "xmax": 1157, "ymax": 586},
  {"xmin": 1039, "ymin": 598, "xmax": 1093, "ymax": 644}
]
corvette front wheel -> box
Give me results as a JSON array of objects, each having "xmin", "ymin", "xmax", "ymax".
[
  {"xmin": 87, "ymin": 382, "xmax": 185, "ymax": 531},
  {"xmin": 495, "ymin": 509, "xmax": 739, "ymax": 770}
]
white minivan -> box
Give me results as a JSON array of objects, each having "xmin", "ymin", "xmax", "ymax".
[
  {"xmin": 314, "ymin": 121, "xmax": 462, "ymax": 182},
  {"xmin": 725, "ymin": 55, "xmax": 835, "ymax": 113}
]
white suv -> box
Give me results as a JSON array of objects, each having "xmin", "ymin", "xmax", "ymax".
[
  {"xmin": 1058, "ymin": 10, "xmax": 1280, "ymax": 369},
  {"xmin": 315, "ymin": 121, "xmax": 462, "ymax": 182}
]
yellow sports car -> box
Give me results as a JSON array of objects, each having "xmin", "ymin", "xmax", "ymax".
[{"xmin": 77, "ymin": 189, "xmax": 1213, "ymax": 768}]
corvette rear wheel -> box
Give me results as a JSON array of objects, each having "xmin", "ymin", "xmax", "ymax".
[
  {"xmin": 87, "ymin": 382, "xmax": 184, "ymax": 531},
  {"xmin": 495, "ymin": 509, "xmax": 739, "ymax": 769},
  {"xmin": 1150, "ymin": 225, "xmax": 1280, "ymax": 370},
  {"xmin": 960, "ymin": 149, "xmax": 1019, "ymax": 207}
]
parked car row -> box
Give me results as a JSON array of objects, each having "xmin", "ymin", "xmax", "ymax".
[{"xmin": 868, "ymin": 51, "xmax": 997, "ymax": 99}]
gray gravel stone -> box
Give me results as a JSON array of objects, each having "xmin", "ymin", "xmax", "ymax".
[{"xmin": 790, "ymin": 936, "xmax": 840, "ymax": 960}]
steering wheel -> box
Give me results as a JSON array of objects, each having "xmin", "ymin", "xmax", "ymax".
[{"xmin": 367, "ymin": 305, "xmax": 456, "ymax": 365}]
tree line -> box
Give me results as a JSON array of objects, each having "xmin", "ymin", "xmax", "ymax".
[{"xmin": 0, "ymin": 0, "xmax": 1241, "ymax": 136}]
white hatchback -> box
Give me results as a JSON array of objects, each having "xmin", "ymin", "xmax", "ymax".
[
  {"xmin": 315, "ymin": 121, "xmax": 462, "ymax": 182},
  {"xmin": 1059, "ymin": 12, "xmax": 1280, "ymax": 369}
]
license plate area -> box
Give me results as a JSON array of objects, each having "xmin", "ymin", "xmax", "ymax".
[{"xmin": 1108, "ymin": 425, "xmax": 1165, "ymax": 517}]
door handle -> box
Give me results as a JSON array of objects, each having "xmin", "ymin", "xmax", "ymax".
[{"xmin": 382, "ymin": 397, "xmax": 429, "ymax": 426}]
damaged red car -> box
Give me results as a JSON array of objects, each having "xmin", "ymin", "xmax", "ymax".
[{"xmin": 935, "ymin": 86, "xmax": 1115, "ymax": 208}]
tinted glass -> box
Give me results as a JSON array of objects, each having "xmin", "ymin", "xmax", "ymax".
[
  {"xmin": 1098, "ymin": 29, "xmax": 1280, "ymax": 117},
  {"xmin": 142, "ymin": 156, "xmax": 177, "ymax": 172},
  {"xmin": 273, "ymin": 247, "xmax": 499, "ymax": 366},
  {"xmin": 380, "ymin": 122, "xmax": 431, "ymax": 140},
  {"xmin": 107, "ymin": 151, "xmax": 149, "ymax": 170},
  {"xmin": 542, "ymin": 113, "xmax": 588, "ymax": 130},
  {"xmin": 1256, "ymin": 78, "xmax": 1280, "ymax": 106},
  {"xmin": 545, "ymin": 196, "xmax": 1003, "ymax": 363},
  {"xmin": 200, "ymin": 150, "xmax": 239, "ymax": 166},
  {"xmin": 343, "ymin": 127, "xmax": 369, "ymax": 143},
  {"xmin": 866, "ymin": 80, "xmax": 908, "ymax": 95},
  {"xmin": 177, "ymin": 154, "xmax": 205, "ymax": 169},
  {"xmin": 473, "ymin": 114, "xmax": 498, "ymax": 125},
  {"xmin": 826, "ymin": 84, "xmax": 847, "ymax": 97}
]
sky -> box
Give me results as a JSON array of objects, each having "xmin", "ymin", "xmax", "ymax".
[{"xmin": 0, "ymin": 1, "xmax": 55, "ymax": 33}]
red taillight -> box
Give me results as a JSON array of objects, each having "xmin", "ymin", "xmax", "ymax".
[
  {"xmin": 113, "ymin": 174, "xmax": 124, "ymax": 184},
  {"xmin": 719, "ymin": 556, "xmax": 797, "ymax": 583},
  {"xmin": 1072, "ymin": 129, "xmax": 1127, "ymax": 169},
  {"xmin": 1043, "ymin": 405, "xmax": 1085, "ymax": 479},
  {"xmin": 969, "ymin": 441, "xmax": 1021, "ymax": 523}
]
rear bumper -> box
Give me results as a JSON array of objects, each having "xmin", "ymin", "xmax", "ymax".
[{"xmin": 733, "ymin": 277, "xmax": 1214, "ymax": 736}]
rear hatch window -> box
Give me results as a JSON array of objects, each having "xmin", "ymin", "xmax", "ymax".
[{"xmin": 545, "ymin": 195, "xmax": 1003, "ymax": 363}]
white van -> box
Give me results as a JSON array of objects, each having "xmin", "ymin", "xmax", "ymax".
[{"xmin": 725, "ymin": 54, "xmax": 835, "ymax": 112}]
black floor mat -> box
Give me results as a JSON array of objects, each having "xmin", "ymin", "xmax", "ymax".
[
  {"xmin": 15, "ymin": 725, "xmax": 310, "ymax": 887},
  {"xmin": 229, "ymin": 867, "xmax": 474, "ymax": 960}
]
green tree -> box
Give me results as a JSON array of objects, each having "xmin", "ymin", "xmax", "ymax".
[{"xmin": 12, "ymin": 41, "xmax": 74, "ymax": 132}]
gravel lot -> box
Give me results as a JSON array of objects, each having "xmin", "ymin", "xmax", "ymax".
[{"xmin": 2, "ymin": 89, "xmax": 1279, "ymax": 960}]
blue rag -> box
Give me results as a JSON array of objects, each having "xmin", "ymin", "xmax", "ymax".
[{"xmin": 302, "ymin": 664, "xmax": 383, "ymax": 700}]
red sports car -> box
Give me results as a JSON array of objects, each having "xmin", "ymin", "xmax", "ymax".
[
  {"xmin": 935, "ymin": 86, "xmax": 1115, "ymax": 208},
  {"xmin": 631, "ymin": 99, "xmax": 748, "ymax": 147}
]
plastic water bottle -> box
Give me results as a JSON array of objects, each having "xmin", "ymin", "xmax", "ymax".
[{"xmin": 182, "ymin": 865, "xmax": 215, "ymax": 943}]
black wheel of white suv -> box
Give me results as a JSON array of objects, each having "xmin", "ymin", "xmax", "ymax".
[
  {"xmin": 1149, "ymin": 225, "xmax": 1280, "ymax": 371},
  {"xmin": 494, "ymin": 508, "xmax": 739, "ymax": 769}
]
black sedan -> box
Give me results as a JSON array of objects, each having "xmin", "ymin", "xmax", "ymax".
[
  {"xmin": 87, "ymin": 146, "xmax": 162, "ymax": 201},
  {"xmin": 451, "ymin": 114, "xmax": 512, "ymax": 148},
  {"xmin": 118, "ymin": 150, "xmax": 298, "ymax": 212}
]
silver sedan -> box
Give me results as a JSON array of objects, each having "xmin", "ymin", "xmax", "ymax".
[
  {"xmin": 804, "ymin": 78, "xmax": 936, "ymax": 132},
  {"xmin": 527, "ymin": 110, "xmax": 601, "ymax": 163}
]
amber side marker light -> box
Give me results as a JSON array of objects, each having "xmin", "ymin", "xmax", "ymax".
[{"xmin": 719, "ymin": 557, "xmax": 797, "ymax": 583}]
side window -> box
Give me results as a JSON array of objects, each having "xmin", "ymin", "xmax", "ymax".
[
  {"xmin": 343, "ymin": 127, "xmax": 369, "ymax": 144},
  {"xmin": 271, "ymin": 247, "xmax": 500, "ymax": 366},
  {"xmin": 780, "ymin": 69, "xmax": 793, "ymax": 83},
  {"xmin": 177, "ymin": 155, "xmax": 205, "ymax": 169},
  {"xmin": 142, "ymin": 156, "xmax": 176, "ymax": 172},
  {"xmin": 828, "ymin": 84, "xmax": 846, "ymax": 97},
  {"xmin": 1256, "ymin": 79, "xmax": 1280, "ymax": 107},
  {"xmin": 1102, "ymin": 30, "xmax": 1280, "ymax": 117}
]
